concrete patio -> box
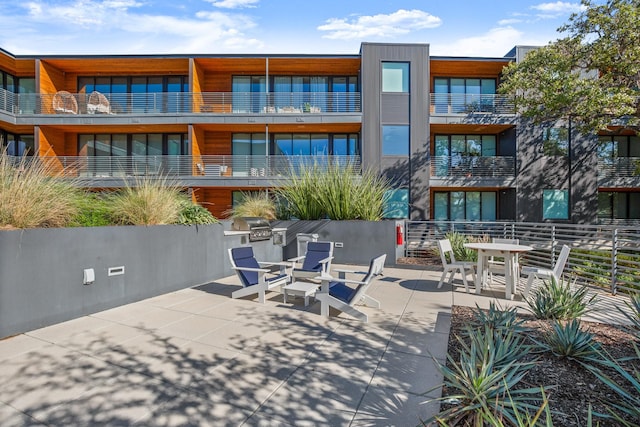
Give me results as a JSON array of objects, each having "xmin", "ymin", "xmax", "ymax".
[{"xmin": 0, "ymin": 264, "xmax": 633, "ymax": 426}]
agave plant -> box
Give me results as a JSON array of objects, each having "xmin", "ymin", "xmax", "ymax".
[
  {"xmin": 524, "ymin": 277, "xmax": 597, "ymax": 321},
  {"xmin": 586, "ymin": 342, "xmax": 640, "ymax": 425},
  {"xmin": 470, "ymin": 301, "xmax": 529, "ymax": 334},
  {"xmin": 617, "ymin": 293, "xmax": 640, "ymax": 337},
  {"xmin": 534, "ymin": 319, "xmax": 602, "ymax": 363},
  {"xmin": 426, "ymin": 326, "xmax": 545, "ymax": 425}
]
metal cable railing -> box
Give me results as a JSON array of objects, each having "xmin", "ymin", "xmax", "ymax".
[
  {"xmin": 430, "ymin": 156, "xmax": 515, "ymax": 177},
  {"xmin": 429, "ymin": 93, "xmax": 516, "ymax": 115},
  {"xmin": 0, "ymin": 89, "xmax": 361, "ymax": 115},
  {"xmin": 30, "ymin": 155, "xmax": 361, "ymax": 179}
]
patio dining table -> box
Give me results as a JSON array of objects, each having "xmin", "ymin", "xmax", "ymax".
[{"xmin": 464, "ymin": 242, "xmax": 533, "ymax": 299}]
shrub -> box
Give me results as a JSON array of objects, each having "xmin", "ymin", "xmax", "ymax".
[
  {"xmin": 525, "ymin": 277, "xmax": 597, "ymax": 320},
  {"xmin": 0, "ymin": 152, "xmax": 80, "ymax": 228},
  {"xmin": 109, "ymin": 176, "xmax": 184, "ymax": 225},
  {"xmin": 227, "ymin": 191, "xmax": 277, "ymax": 220},
  {"xmin": 534, "ymin": 319, "xmax": 602, "ymax": 363},
  {"xmin": 274, "ymin": 161, "xmax": 391, "ymax": 220},
  {"xmin": 432, "ymin": 231, "xmax": 489, "ymax": 262},
  {"xmin": 176, "ymin": 198, "xmax": 218, "ymax": 225},
  {"xmin": 69, "ymin": 192, "xmax": 115, "ymax": 227}
]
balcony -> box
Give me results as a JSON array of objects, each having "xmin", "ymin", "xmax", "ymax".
[
  {"xmin": 34, "ymin": 155, "xmax": 361, "ymax": 184},
  {"xmin": 0, "ymin": 89, "xmax": 361, "ymax": 116},
  {"xmin": 598, "ymin": 157, "xmax": 640, "ymax": 187},
  {"xmin": 429, "ymin": 155, "xmax": 515, "ymax": 187},
  {"xmin": 429, "ymin": 93, "xmax": 515, "ymax": 115}
]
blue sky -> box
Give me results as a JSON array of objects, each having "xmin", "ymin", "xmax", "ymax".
[{"xmin": 0, "ymin": 0, "xmax": 588, "ymax": 57}]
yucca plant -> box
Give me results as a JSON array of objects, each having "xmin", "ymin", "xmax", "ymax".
[
  {"xmin": 227, "ymin": 191, "xmax": 277, "ymax": 220},
  {"xmin": 109, "ymin": 175, "xmax": 184, "ymax": 225},
  {"xmin": 534, "ymin": 319, "xmax": 602, "ymax": 363},
  {"xmin": 0, "ymin": 152, "xmax": 80, "ymax": 228},
  {"xmin": 525, "ymin": 277, "xmax": 597, "ymax": 321},
  {"xmin": 426, "ymin": 326, "xmax": 545, "ymax": 425},
  {"xmin": 470, "ymin": 302, "xmax": 528, "ymax": 334}
]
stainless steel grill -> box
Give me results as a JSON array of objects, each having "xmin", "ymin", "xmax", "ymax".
[{"xmin": 232, "ymin": 217, "xmax": 273, "ymax": 242}]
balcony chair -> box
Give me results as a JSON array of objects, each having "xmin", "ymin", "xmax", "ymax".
[
  {"xmin": 52, "ymin": 91, "xmax": 78, "ymax": 114},
  {"xmin": 521, "ymin": 245, "xmax": 571, "ymax": 297},
  {"xmin": 87, "ymin": 91, "xmax": 111, "ymax": 114},
  {"xmin": 316, "ymin": 254, "xmax": 386, "ymax": 322},
  {"xmin": 488, "ymin": 238, "xmax": 520, "ymax": 285},
  {"xmin": 437, "ymin": 239, "xmax": 476, "ymax": 292},
  {"xmin": 289, "ymin": 241, "xmax": 334, "ymax": 282},
  {"xmin": 228, "ymin": 247, "xmax": 290, "ymax": 303}
]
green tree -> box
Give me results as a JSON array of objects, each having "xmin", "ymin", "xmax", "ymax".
[{"xmin": 499, "ymin": 0, "xmax": 640, "ymax": 135}]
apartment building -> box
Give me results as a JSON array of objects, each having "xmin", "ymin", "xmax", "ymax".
[{"xmin": 0, "ymin": 43, "xmax": 635, "ymax": 224}]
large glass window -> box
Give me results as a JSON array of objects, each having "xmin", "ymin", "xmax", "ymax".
[
  {"xmin": 542, "ymin": 189, "xmax": 569, "ymax": 220},
  {"xmin": 543, "ymin": 127, "xmax": 569, "ymax": 156},
  {"xmin": 383, "ymin": 189, "xmax": 409, "ymax": 219},
  {"xmin": 433, "ymin": 77, "xmax": 497, "ymax": 113},
  {"xmin": 1, "ymin": 132, "xmax": 35, "ymax": 156},
  {"xmin": 382, "ymin": 125, "xmax": 409, "ymax": 156},
  {"xmin": 597, "ymin": 135, "xmax": 640, "ymax": 159},
  {"xmin": 598, "ymin": 192, "xmax": 640, "ymax": 221},
  {"xmin": 433, "ymin": 191, "xmax": 497, "ymax": 221},
  {"xmin": 433, "ymin": 135, "xmax": 497, "ymax": 176},
  {"xmin": 382, "ymin": 62, "xmax": 409, "ymax": 93}
]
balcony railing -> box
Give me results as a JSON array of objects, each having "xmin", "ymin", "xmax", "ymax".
[
  {"xmin": 598, "ymin": 157, "xmax": 640, "ymax": 180},
  {"xmin": 31, "ymin": 155, "xmax": 361, "ymax": 179},
  {"xmin": 430, "ymin": 156, "xmax": 515, "ymax": 177},
  {"xmin": 429, "ymin": 93, "xmax": 515, "ymax": 115},
  {"xmin": 0, "ymin": 89, "xmax": 361, "ymax": 115}
]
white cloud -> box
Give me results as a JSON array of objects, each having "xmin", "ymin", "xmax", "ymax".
[
  {"xmin": 531, "ymin": 2, "xmax": 587, "ymax": 17},
  {"xmin": 430, "ymin": 26, "xmax": 536, "ymax": 57},
  {"xmin": 1, "ymin": 0, "xmax": 263, "ymax": 54},
  {"xmin": 498, "ymin": 18, "xmax": 522, "ymax": 25},
  {"xmin": 318, "ymin": 9, "xmax": 441, "ymax": 40},
  {"xmin": 206, "ymin": 0, "xmax": 259, "ymax": 9}
]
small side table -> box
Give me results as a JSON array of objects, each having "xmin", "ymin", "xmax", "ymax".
[{"xmin": 283, "ymin": 281, "xmax": 319, "ymax": 306}]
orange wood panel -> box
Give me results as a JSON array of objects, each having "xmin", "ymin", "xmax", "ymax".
[
  {"xmin": 0, "ymin": 53, "xmax": 35, "ymax": 75},
  {"xmin": 39, "ymin": 61, "xmax": 66, "ymax": 95},
  {"xmin": 0, "ymin": 124, "xmax": 35, "ymax": 134},
  {"xmin": 195, "ymin": 187, "xmax": 270, "ymax": 219},
  {"xmin": 38, "ymin": 124, "xmax": 188, "ymax": 133},
  {"xmin": 194, "ymin": 58, "xmax": 267, "ymax": 74},
  {"xmin": 204, "ymin": 131, "xmax": 231, "ymax": 155},
  {"xmin": 267, "ymin": 57, "xmax": 360, "ymax": 75},
  {"xmin": 38, "ymin": 127, "xmax": 66, "ymax": 156},
  {"xmin": 430, "ymin": 59, "xmax": 510, "ymax": 78},
  {"xmin": 430, "ymin": 124, "xmax": 513, "ymax": 134},
  {"xmin": 39, "ymin": 57, "xmax": 189, "ymax": 75}
]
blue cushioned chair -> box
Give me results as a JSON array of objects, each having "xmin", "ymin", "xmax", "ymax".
[
  {"xmin": 228, "ymin": 247, "xmax": 290, "ymax": 303},
  {"xmin": 289, "ymin": 241, "xmax": 334, "ymax": 281},
  {"xmin": 315, "ymin": 254, "xmax": 386, "ymax": 322}
]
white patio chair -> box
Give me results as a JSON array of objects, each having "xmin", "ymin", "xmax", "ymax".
[
  {"xmin": 437, "ymin": 239, "xmax": 476, "ymax": 292},
  {"xmin": 228, "ymin": 247, "xmax": 290, "ymax": 303},
  {"xmin": 316, "ymin": 254, "xmax": 386, "ymax": 322},
  {"xmin": 288, "ymin": 241, "xmax": 334, "ymax": 282},
  {"xmin": 521, "ymin": 245, "xmax": 571, "ymax": 297}
]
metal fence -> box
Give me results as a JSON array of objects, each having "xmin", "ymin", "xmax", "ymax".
[{"xmin": 405, "ymin": 220, "xmax": 640, "ymax": 295}]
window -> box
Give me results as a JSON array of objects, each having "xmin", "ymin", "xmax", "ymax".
[
  {"xmin": 543, "ymin": 127, "xmax": 569, "ymax": 156},
  {"xmin": 383, "ymin": 189, "xmax": 409, "ymax": 219},
  {"xmin": 597, "ymin": 135, "xmax": 640, "ymax": 159},
  {"xmin": 433, "ymin": 191, "xmax": 496, "ymax": 221},
  {"xmin": 382, "ymin": 62, "xmax": 409, "ymax": 92},
  {"xmin": 382, "ymin": 125, "xmax": 409, "ymax": 156},
  {"xmin": 78, "ymin": 133, "xmax": 188, "ymax": 156},
  {"xmin": 260, "ymin": 133, "xmax": 359, "ymax": 156},
  {"xmin": 1, "ymin": 132, "xmax": 35, "ymax": 156},
  {"xmin": 433, "ymin": 135, "xmax": 497, "ymax": 176},
  {"xmin": 598, "ymin": 192, "xmax": 640, "ymax": 220},
  {"xmin": 542, "ymin": 189, "xmax": 569, "ymax": 220},
  {"xmin": 433, "ymin": 77, "xmax": 496, "ymax": 113}
]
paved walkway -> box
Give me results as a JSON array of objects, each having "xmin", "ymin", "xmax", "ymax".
[{"xmin": 0, "ymin": 265, "xmax": 633, "ymax": 426}]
